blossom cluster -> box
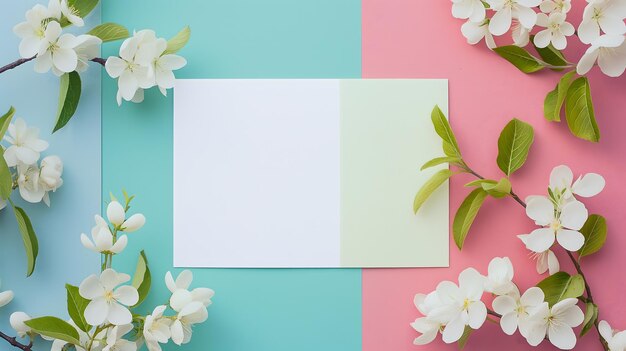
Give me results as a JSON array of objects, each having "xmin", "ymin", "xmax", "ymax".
[
  {"xmin": 518, "ymin": 165, "xmax": 605, "ymax": 275},
  {"xmin": 451, "ymin": 0, "xmax": 626, "ymax": 77},
  {"xmin": 1, "ymin": 118, "xmax": 64, "ymax": 209},
  {"xmin": 6, "ymin": 197, "xmax": 214, "ymax": 351},
  {"xmin": 412, "ymin": 257, "xmax": 625, "ymax": 350},
  {"xmin": 13, "ymin": 0, "xmax": 101, "ymax": 76},
  {"xmin": 105, "ymin": 30, "xmax": 187, "ymax": 106}
]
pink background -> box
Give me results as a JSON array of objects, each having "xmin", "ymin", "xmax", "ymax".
[{"xmin": 361, "ymin": 1, "xmax": 626, "ymax": 350}]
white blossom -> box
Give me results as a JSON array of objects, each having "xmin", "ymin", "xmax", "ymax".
[
  {"xmin": 534, "ymin": 12, "xmax": 575, "ymax": 50},
  {"xmin": 452, "ymin": 0, "xmax": 487, "ymax": 23},
  {"xmin": 79, "ymin": 269, "xmax": 139, "ymax": 326},
  {"xmin": 9, "ymin": 312, "xmax": 31, "ymax": 338},
  {"xmin": 102, "ymin": 324, "xmax": 136, "ymax": 351},
  {"xmin": 485, "ymin": 257, "xmax": 516, "ymax": 295},
  {"xmin": 59, "ymin": 0, "xmax": 85, "ymax": 27},
  {"xmin": 550, "ymin": 165, "xmax": 605, "ymax": 200},
  {"xmin": 540, "ymin": 0, "xmax": 572, "ymax": 13},
  {"xmin": 105, "ymin": 36, "xmax": 154, "ymax": 106},
  {"xmin": 0, "ymin": 279, "xmax": 14, "ymax": 308},
  {"xmin": 518, "ymin": 234, "xmax": 560, "ymax": 275},
  {"xmin": 39, "ymin": 155, "xmax": 64, "ymax": 192},
  {"xmin": 525, "ymin": 298, "xmax": 584, "ymax": 349},
  {"xmin": 411, "ymin": 292, "xmax": 445, "ymax": 345},
  {"xmin": 578, "ymin": 0, "xmax": 626, "ymax": 44},
  {"xmin": 74, "ymin": 35, "xmax": 102, "ymax": 73},
  {"xmin": 106, "ymin": 200, "xmax": 146, "ymax": 232},
  {"xmin": 577, "ymin": 34, "xmax": 626, "ymax": 77},
  {"xmin": 33, "ymin": 21, "xmax": 79, "ymax": 76},
  {"xmin": 80, "ymin": 215, "xmax": 128, "ymax": 254},
  {"xmin": 486, "ymin": 0, "xmax": 542, "ymax": 36},
  {"xmin": 3, "ymin": 118, "xmax": 49, "ymax": 167},
  {"xmin": 525, "ymin": 196, "xmax": 588, "ymax": 252},
  {"xmin": 12, "ymin": 4, "xmax": 54, "ymax": 58},
  {"xmin": 17, "ymin": 164, "xmax": 46, "ymax": 204},
  {"xmin": 599, "ymin": 320, "xmax": 626, "ymax": 351},
  {"xmin": 170, "ymin": 301, "xmax": 208, "ymax": 345},
  {"xmin": 143, "ymin": 305, "xmax": 172, "ymax": 351},
  {"xmin": 461, "ymin": 20, "xmax": 496, "ymax": 49},
  {"xmin": 165, "ymin": 270, "xmax": 215, "ymax": 312},
  {"xmin": 512, "ymin": 20, "xmax": 531, "ymax": 46},
  {"xmin": 493, "ymin": 287, "xmax": 545, "ymax": 336}
]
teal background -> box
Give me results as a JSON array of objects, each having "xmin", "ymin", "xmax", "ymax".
[
  {"xmin": 0, "ymin": 0, "xmax": 101, "ymax": 338},
  {"xmin": 101, "ymin": 1, "xmax": 363, "ymax": 350}
]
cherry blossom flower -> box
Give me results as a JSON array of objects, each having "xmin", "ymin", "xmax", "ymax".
[
  {"xmin": 525, "ymin": 196, "xmax": 588, "ymax": 252},
  {"xmin": 578, "ymin": 0, "xmax": 626, "ymax": 44},
  {"xmin": 12, "ymin": 4, "xmax": 54, "ymax": 58},
  {"xmin": 512, "ymin": 20, "xmax": 531, "ymax": 46},
  {"xmin": 487, "ymin": 0, "xmax": 542, "ymax": 36},
  {"xmin": 170, "ymin": 301, "xmax": 208, "ymax": 345},
  {"xmin": 79, "ymin": 269, "xmax": 139, "ymax": 326},
  {"xmin": 493, "ymin": 287, "xmax": 545, "ymax": 336},
  {"xmin": 80, "ymin": 217, "xmax": 128, "ymax": 254},
  {"xmin": 105, "ymin": 36, "xmax": 154, "ymax": 106},
  {"xmin": 74, "ymin": 35, "xmax": 102, "ymax": 73},
  {"xmin": 165, "ymin": 270, "xmax": 215, "ymax": 312},
  {"xmin": 102, "ymin": 324, "xmax": 136, "ymax": 351},
  {"xmin": 34, "ymin": 21, "xmax": 79, "ymax": 76},
  {"xmin": 16, "ymin": 164, "xmax": 46, "ymax": 203},
  {"xmin": 525, "ymin": 298, "xmax": 584, "ymax": 349},
  {"xmin": 3, "ymin": 118, "xmax": 49, "ymax": 167},
  {"xmin": 144, "ymin": 305, "xmax": 172, "ymax": 351},
  {"xmin": 534, "ymin": 12, "xmax": 575, "ymax": 50}
]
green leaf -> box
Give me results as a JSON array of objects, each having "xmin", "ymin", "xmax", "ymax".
[
  {"xmin": 420, "ymin": 157, "xmax": 461, "ymax": 171},
  {"xmin": 0, "ymin": 149, "xmax": 12, "ymax": 200},
  {"xmin": 431, "ymin": 105, "xmax": 461, "ymax": 158},
  {"xmin": 453, "ymin": 188, "xmax": 488, "ymax": 250},
  {"xmin": 11, "ymin": 204, "xmax": 39, "ymax": 277},
  {"xmin": 544, "ymin": 71, "xmax": 576, "ymax": 122},
  {"xmin": 68, "ymin": 0, "xmax": 99, "ymax": 18},
  {"xmin": 537, "ymin": 272, "xmax": 585, "ymax": 306},
  {"xmin": 531, "ymin": 36, "xmax": 569, "ymax": 71},
  {"xmin": 164, "ymin": 26, "xmax": 191, "ymax": 54},
  {"xmin": 496, "ymin": 119, "xmax": 534, "ymax": 176},
  {"xmin": 131, "ymin": 250, "xmax": 151, "ymax": 308},
  {"xmin": 24, "ymin": 316, "xmax": 81, "ymax": 346},
  {"xmin": 494, "ymin": 46, "xmax": 544, "ymax": 73},
  {"xmin": 414, "ymin": 169, "xmax": 453, "ymax": 214},
  {"xmin": 87, "ymin": 22, "xmax": 130, "ymax": 42},
  {"xmin": 0, "ymin": 106, "xmax": 15, "ymax": 140},
  {"xmin": 580, "ymin": 302, "xmax": 598, "ymax": 337},
  {"xmin": 578, "ymin": 214, "xmax": 607, "ymax": 259},
  {"xmin": 458, "ymin": 326, "xmax": 473, "ymax": 349},
  {"xmin": 66, "ymin": 284, "xmax": 90, "ymax": 332},
  {"xmin": 565, "ymin": 77, "xmax": 600, "ymax": 142},
  {"xmin": 481, "ymin": 178, "xmax": 511, "ymax": 198},
  {"xmin": 54, "ymin": 72, "xmax": 82, "ymax": 133}
]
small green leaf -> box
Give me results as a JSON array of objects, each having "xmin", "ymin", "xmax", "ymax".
[
  {"xmin": 87, "ymin": 23, "xmax": 130, "ymax": 42},
  {"xmin": 537, "ymin": 272, "xmax": 585, "ymax": 306},
  {"xmin": 54, "ymin": 72, "xmax": 82, "ymax": 133},
  {"xmin": 531, "ymin": 36, "xmax": 569, "ymax": 71},
  {"xmin": 414, "ymin": 169, "xmax": 453, "ymax": 214},
  {"xmin": 565, "ymin": 77, "xmax": 600, "ymax": 142},
  {"xmin": 24, "ymin": 316, "xmax": 81, "ymax": 346},
  {"xmin": 458, "ymin": 326, "xmax": 473, "ymax": 349},
  {"xmin": 496, "ymin": 119, "xmax": 534, "ymax": 176},
  {"xmin": 464, "ymin": 179, "xmax": 496, "ymax": 187},
  {"xmin": 0, "ymin": 149, "xmax": 12, "ymax": 200},
  {"xmin": 453, "ymin": 188, "xmax": 488, "ymax": 250},
  {"xmin": 11, "ymin": 204, "xmax": 39, "ymax": 277},
  {"xmin": 0, "ymin": 106, "xmax": 15, "ymax": 140},
  {"xmin": 494, "ymin": 46, "xmax": 544, "ymax": 73},
  {"xmin": 131, "ymin": 250, "xmax": 151, "ymax": 308},
  {"xmin": 578, "ymin": 214, "xmax": 607, "ymax": 259},
  {"xmin": 580, "ymin": 302, "xmax": 598, "ymax": 337},
  {"xmin": 431, "ymin": 105, "xmax": 461, "ymax": 158},
  {"xmin": 164, "ymin": 26, "xmax": 191, "ymax": 54},
  {"xmin": 66, "ymin": 284, "xmax": 90, "ymax": 332},
  {"xmin": 544, "ymin": 71, "xmax": 576, "ymax": 122},
  {"xmin": 420, "ymin": 157, "xmax": 461, "ymax": 171},
  {"xmin": 481, "ymin": 178, "xmax": 511, "ymax": 198}
]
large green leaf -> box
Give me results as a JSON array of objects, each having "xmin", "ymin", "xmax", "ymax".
[
  {"xmin": 494, "ymin": 46, "xmax": 544, "ymax": 73},
  {"xmin": 11, "ymin": 204, "xmax": 39, "ymax": 277},
  {"xmin": 537, "ymin": 272, "xmax": 585, "ymax": 306},
  {"xmin": 580, "ymin": 302, "xmax": 598, "ymax": 337},
  {"xmin": 54, "ymin": 72, "xmax": 82, "ymax": 133},
  {"xmin": 66, "ymin": 284, "xmax": 90, "ymax": 332},
  {"xmin": 164, "ymin": 26, "xmax": 191, "ymax": 55},
  {"xmin": 420, "ymin": 156, "xmax": 461, "ymax": 171},
  {"xmin": 544, "ymin": 71, "xmax": 576, "ymax": 122},
  {"xmin": 496, "ymin": 119, "xmax": 534, "ymax": 176},
  {"xmin": 430, "ymin": 105, "xmax": 461, "ymax": 158},
  {"xmin": 453, "ymin": 188, "xmax": 488, "ymax": 250},
  {"xmin": 413, "ymin": 169, "xmax": 452, "ymax": 214},
  {"xmin": 87, "ymin": 22, "xmax": 130, "ymax": 42},
  {"xmin": 0, "ymin": 148, "xmax": 12, "ymax": 200},
  {"xmin": 0, "ymin": 106, "xmax": 15, "ymax": 140},
  {"xmin": 131, "ymin": 250, "xmax": 151, "ymax": 308},
  {"xmin": 25, "ymin": 317, "xmax": 81, "ymax": 346},
  {"xmin": 565, "ymin": 77, "xmax": 599, "ymax": 142},
  {"xmin": 578, "ymin": 214, "xmax": 607, "ymax": 259}
]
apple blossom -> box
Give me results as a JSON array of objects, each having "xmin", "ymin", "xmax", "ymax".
[
  {"xmin": 411, "ymin": 292, "xmax": 445, "ymax": 345},
  {"xmin": 0, "ymin": 280, "xmax": 14, "ymax": 308},
  {"xmin": 485, "ymin": 257, "xmax": 517, "ymax": 295},
  {"xmin": 486, "ymin": 0, "xmax": 542, "ymax": 36},
  {"xmin": 34, "ymin": 21, "xmax": 79, "ymax": 76},
  {"xmin": 461, "ymin": 20, "xmax": 496, "ymax": 49},
  {"xmin": 518, "ymin": 234, "xmax": 560, "ymax": 275},
  {"xmin": 524, "ymin": 298, "xmax": 584, "ymax": 349},
  {"xmin": 106, "ymin": 200, "xmax": 146, "ymax": 232},
  {"xmin": 143, "ymin": 305, "xmax": 172, "ymax": 351},
  {"xmin": 525, "ymin": 196, "xmax": 588, "ymax": 252},
  {"xmin": 16, "ymin": 164, "xmax": 46, "ymax": 204},
  {"xmin": 430, "ymin": 268, "xmax": 487, "ymax": 343},
  {"xmin": 578, "ymin": 0, "xmax": 626, "ymax": 44},
  {"xmin": 80, "ymin": 221, "xmax": 128, "ymax": 254},
  {"xmin": 534, "ymin": 12, "xmax": 575, "ymax": 50},
  {"xmin": 550, "ymin": 165, "xmax": 605, "ymax": 200},
  {"xmin": 3, "ymin": 118, "xmax": 49, "ymax": 167},
  {"xmin": 512, "ymin": 21, "xmax": 531, "ymax": 46},
  {"xmin": 39, "ymin": 155, "xmax": 64, "ymax": 192},
  {"xmin": 79, "ymin": 269, "xmax": 139, "ymax": 326},
  {"xmin": 9, "ymin": 312, "xmax": 31, "ymax": 338},
  {"xmin": 153, "ymin": 44, "xmax": 187, "ymax": 96},
  {"xmin": 12, "ymin": 4, "xmax": 53, "ymax": 58},
  {"xmin": 577, "ymin": 34, "xmax": 626, "ymax": 77},
  {"xmin": 492, "ymin": 287, "xmax": 545, "ymax": 336},
  {"xmin": 599, "ymin": 320, "xmax": 626, "ymax": 351},
  {"xmin": 451, "ymin": 0, "xmax": 487, "ymax": 23},
  {"xmin": 59, "ymin": 0, "xmax": 85, "ymax": 27},
  {"xmin": 103, "ymin": 324, "xmax": 137, "ymax": 351},
  {"xmin": 170, "ymin": 301, "xmax": 208, "ymax": 345},
  {"xmin": 74, "ymin": 35, "xmax": 102, "ymax": 73},
  {"xmin": 105, "ymin": 36, "xmax": 153, "ymax": 106},
  {"xmin": 540, "ymin": 0, "xmax": 572, "ymax": 13},
  {"xmin": 166, "ymin": 270, "xmax": 214, "ymax": 312}
]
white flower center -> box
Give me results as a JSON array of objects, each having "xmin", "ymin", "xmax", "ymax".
[
  {"xmin": 104, "ymin": 290, "xmax": 115, "ymax": 303},
  {"xmin": 462, "ymin": 298, "xmax": 472, "ymax": 310},
  {"xmin": 592, "ymin": 7, "xmax": 603, "ymax": 21},
  {"xmin": 549, "ymin": 219, "xmax": 562, "ymax": 232}
]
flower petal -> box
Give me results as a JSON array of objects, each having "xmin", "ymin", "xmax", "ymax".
[
  {"xmin": 170, "ymin": 289, "xmax": 193, "ymax": 312},
  {"xmin": 467, "ymin": 301, "xmax": 487, "ymax": 329},
  {"xmin": 442, "ymin": 315, "xmax": 465, "ymax": 344},
  {"xmin": 115, "ymin": 285, "xmax": 139, "ymax": 306},
  {"xmin": 170, "ymin": 319, "xmax": 184, "ymax": 345},
  {"xmin": 500, "ymin": 312, "xmax": 518, "ymax": 335},
  {"xmin": 165, "ymin": 272, "xmax": 177, "ymax": 293},
  {"xmin": 525, "ymin": 228, "xmax": 556, "ymax": 253},
  {"xmin": 578, "ymin": 20, "xmax": 600, "ymax": 44},
  {"xmin": 175, "ymin": 270, "xmax": 193, "ymax": 290},
  {"xmin": 489, "ymin": 7, "xmax": 513, "ymax": 36},
  {"xmin": 526, "ymin": 196, "xmax": 554, "ymax": 226},
  {"xmin": 493, "ymin": 295, "xmax": 516, "ymax": 315},
  {"xmin": 79, "ymin": 274, "xmax": 104, "ymax": 299},
  {"xmin": 122, "ymin": 214, "xmax": 145, "ymax": 232},
  {"xmin": 516, "ymin": 5, "xmax": 538, "ymax": 29},
  {"xmin": 110, "ymin": 235, "xmax": 128, "ymax": 254},
  {"xmin": 84, "ymin": 298, "xmax": 108, "ymax": 326},
  {"xmin": 571, "ymin": 173, "xmax": 605, "ymax": 197},
  {"xmin": 107, "ymin": 201, "xmax": 126, "ymax": 226},
  {"xmin": 547, "ymin": 250, "xmax": 560, "ymax": 275},
  {"xmin": 550, "ymin": 165, "xmax": 573, "ymax": 192},
  {"xmin": 548, "ymin": 324, "xmax": 577, "ymax": 350},
  {"xmin": 556, "ymin": 229, "xmax": 585, "ymax": 251},
  {"xmin": 576, "ymin": 47, "xmax": 599, "ymax": 75},
  {"xmin": 520, "ymin": 287, "xmax": 545, "ymax": 307},
  {"xmin": 559, "ymin": 201, "xmax": 588, "ymax": 230},
  {"xmin": 108, "ymin": 302, "xmax": 133, "ymax": 326}
]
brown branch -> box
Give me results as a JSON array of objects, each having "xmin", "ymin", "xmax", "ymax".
[
  {"xmin": 487, "ymin": 308, "xmax": 502, "ymax": 319},
  {"xmin": 0, "ymin": 330, "xmax": 32, "ymax": 351},
  {"xmin": 90, "ymin": 57, "xmax": 106, "ymax": 66},
  {"xmin": 0, "ymin": 57, "xmax": 35, "ymax": 75}
]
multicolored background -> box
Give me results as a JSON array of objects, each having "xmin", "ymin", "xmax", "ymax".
[{"xmin": 1, "ymin": 1, "xmax": 625, "ymax": 350}]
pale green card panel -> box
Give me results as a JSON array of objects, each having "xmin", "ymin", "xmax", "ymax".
[{"xmin": 101, "ymin": 1, "xmax": 362, "ymax": 350}]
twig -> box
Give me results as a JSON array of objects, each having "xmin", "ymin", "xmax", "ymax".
[
  {"xmin": 0, "ymin": 57, "xmax": 35, "ymax": 75},
  {"xmin": 0, "ymin": 330, "xmax": 32, "ymax": 351},
  {"xmin": 461, "ymin": 165, "xmax": 527, "ymax": 208},
  {"xmin": 90, "ymin": 57, "xmax": 106, "ymax": 66},
  {"xmin": 487, "ymin": 308, "xmax": 502, "ymax": 319}
]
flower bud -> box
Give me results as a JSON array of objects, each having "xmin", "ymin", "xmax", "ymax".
[
  {"xmin": 107, "ymin": 201, "xmax": 126, "ymax": 226},
  {"xmin": 39, "ymin": 155, "xmax": 64, "ymax": 191},
  {"xmin": 10, "ymin": 312, "xmax": 31, "ymax": 338}
]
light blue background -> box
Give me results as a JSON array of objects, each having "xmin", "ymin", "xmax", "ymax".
[
  {"xmin": 102, "ymin": 1, "xmax": 363, "ymax": 351},
  {"xmin": 0, "ymin": 0, "xmax": 101, "ymax": 337}
]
